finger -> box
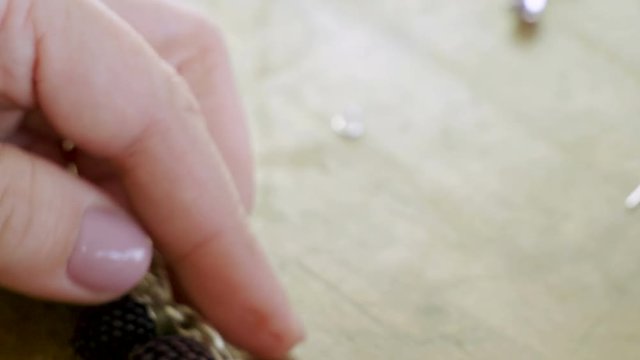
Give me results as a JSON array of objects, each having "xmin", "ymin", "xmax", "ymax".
[
  {"xmin": 0, "ymin": 110, "xmax": 23, "ymax": 138},
  {"xmin": 18, "ymin": 0, "xmax": 303, "ymax": 357},
  {"xmin": 4, "ymin": 124, "xmax": 64, "ymax": 164},
  {"xmin": 0, "ymin": 144, "xmax": 151, "ymax": 302},
  {"xmin": 101, "ymin": 0, "xmax": 255, "ymax": 211}
]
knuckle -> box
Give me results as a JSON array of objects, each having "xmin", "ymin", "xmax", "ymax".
[
  {"xmin": 0, "ymin": 0, "xmax": 38, "ymax": 109},
  {"xmin": 171, "ymin": 218, "xmax": 245, "ymax": 266},
  {"xmin": 183, "ymin": 14, "xmax": 228, "ymax": 63},
  {"xmin": 0, "ymin": 145, "xmax": 36, "ymax": 268},
  {"xmin": 196, "ymin": 19, "xmax": 226, "ymax": 51},
  {"xmin": 183, "ymin": 9, "xmax": 224, "ymax": 42}
]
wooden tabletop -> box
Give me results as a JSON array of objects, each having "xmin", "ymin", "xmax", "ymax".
[{"xmin": 204, "ymin": 1, "xmax": 640, "ymax": 359}]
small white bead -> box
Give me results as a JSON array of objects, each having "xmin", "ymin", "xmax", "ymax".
[
  {"xmin": 515, "ymin": 0, "xmax": 548, "ymax": 24},
  {"xmin": 625, "ymin": 184, "xmax": 640, "ymax": 209},
  {"xmin": 331, "ymin": 105, "xmax": 365, "ymax": 140}
]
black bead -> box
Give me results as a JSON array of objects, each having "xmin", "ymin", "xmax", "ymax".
[
  {"xmin": 71, "ymin": 296, "xmax": 156, "ymax": 360},
  {"xmin": 130, "ymin": 335, "xmax": 215, "ymax": 360}
]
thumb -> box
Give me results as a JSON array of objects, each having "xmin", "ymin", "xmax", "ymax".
[{"xmin": 0, "ymin": 144, "xmax": 152, "ymax": 303}]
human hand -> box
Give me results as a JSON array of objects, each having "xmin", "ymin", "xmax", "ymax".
[{"xmin": 0, "ymin": 0, "xmax": 303, "ymax": 358}]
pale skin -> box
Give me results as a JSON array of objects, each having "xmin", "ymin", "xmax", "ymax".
[{"xmin": 0, "ymin": 0, "xmax": 304, "ymax": 358}]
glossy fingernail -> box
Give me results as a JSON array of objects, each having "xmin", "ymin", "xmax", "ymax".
[{"xmin": 68, "ymin": 208, "xmax": 152, "ymax": 294}]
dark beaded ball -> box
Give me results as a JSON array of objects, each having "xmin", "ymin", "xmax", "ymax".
[
  {"xmin": 130, "ymin": 335, "xmax": 215, "ymax": 360},
  {"xmin": 71, "ymin": 296, "xmax": 157, "ymax": 360}
]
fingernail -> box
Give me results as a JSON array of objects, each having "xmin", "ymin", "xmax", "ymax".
[{"xmin": 68, "ymin": 208, "xmax": 152, "ymax": 294}]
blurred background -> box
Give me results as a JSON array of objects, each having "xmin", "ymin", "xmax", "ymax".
[{"xmin": 3, "ymin": 0, "xmax": 640, "ymax": 359}]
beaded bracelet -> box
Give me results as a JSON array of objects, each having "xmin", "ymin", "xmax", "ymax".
[{"xmin": 70, "ymin": 253, "xmax": 245, "ymax": 360}]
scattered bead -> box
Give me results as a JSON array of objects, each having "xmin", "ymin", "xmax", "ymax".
[
  {"xmin": 625, "ymin": 184, "xmax": 640, "ymax": 209},
  {"xmin": 514, "ymin": 0, "xmax": 548, "ymax": 24},
  {"xmin": 331, "ymin": 105, "xmax": 365, "ymax": 140}
]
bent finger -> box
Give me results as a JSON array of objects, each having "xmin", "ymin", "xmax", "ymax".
[
  {"xmin": 102, "ymin": 0, "xmax": 255, "ymax": 210},
  {"xmin": 0, "ymin": 144, "xmax": 151, "ymax": 303},
  {"xmin": 14, "ymin": 0, "xmax": 303, "ymax": 357}
]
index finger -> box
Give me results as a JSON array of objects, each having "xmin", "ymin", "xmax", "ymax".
[{"xmin": 22, "ymin": 0, "xmax": 303, "ymax": 357}]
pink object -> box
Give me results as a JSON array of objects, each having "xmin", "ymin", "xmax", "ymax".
[{"xmin": 68, "ymin": 209, "xmax": 152, "ymax": 294}]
